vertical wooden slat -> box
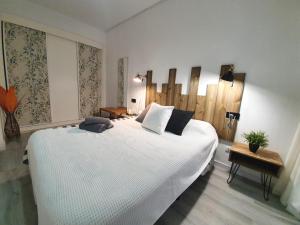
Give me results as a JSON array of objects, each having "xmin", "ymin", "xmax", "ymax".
[
  {"xmin": 223, "ymin": 73, "xmax": 245, "ymax": 141},
  {"xmin": 155, "ymin": 92, "xmax": 161, "ymax": 104},
  {"xmin": 187, "ymin": 67, "xmax": 201, "ymax": 112},
  {"xmin": 160, "ymin": 84, "xmax": 168, "ymax": 105},
  {"xmin": 174, "ymin": 84, "xmax": 182, "ymax": 109},
  {"xmin": 213, "ymin": 64, "xmax": 245, "ymax": 141},
  {"xmin": 179, "ymin": 95, "xmax": 188, "ymax": 110},
  {"xmin": 194, "ymin": 96, "xmax": 206, "ymax": 120},
  {"xmin": 166, "ymin": 68, "xmax": 176, "ymax": 105},
  {"xmin": 145, "ymin": 70, "xmax": 152, "ymax": 106},
  {"xmin": 213, "ymin": 79, "xmax": 229, "ymax": 137},
  {"xmin": 213, "ymin": 65, "xmax": 233, "ymax": 136},
  {"xmin": 228, "ymin": 74, "xmax": 245, "ymax": 112},
  {"xmin": 204, "ymin": 84, "xmax": 218, "ymax": 123},
  {"xmin": 149, "ymin": 83, "xmax": 157, "ymax": 103}
]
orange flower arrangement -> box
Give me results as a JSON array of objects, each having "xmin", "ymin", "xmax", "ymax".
[
  {"xmin": 0, "ymin": 86, "xmax": 19, "ymax": 113},
  {"xmin": 0, "ymin": 85, "xmax": 21, "ymax": 138}
]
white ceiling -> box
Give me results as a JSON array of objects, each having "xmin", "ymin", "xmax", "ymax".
[{"xmin": 27, "ymin": 0, "xmax": 163, "ymax": 31}]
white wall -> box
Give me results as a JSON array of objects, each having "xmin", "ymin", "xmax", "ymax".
[
  {"xmin": 47, "ymin": 34, "xmax": 79, "ymax": 123},
  {"xmin": 107, "ymin": 0, "xmax": 300, "ymax": 164}
]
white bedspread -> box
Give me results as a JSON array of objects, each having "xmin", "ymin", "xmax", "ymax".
[{"xmin": 27, "ymin": 118, "xmax": 218, "ymax": 225}]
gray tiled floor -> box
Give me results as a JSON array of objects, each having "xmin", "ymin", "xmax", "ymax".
[
  {"xmin": 0, "ymin": 133, "xmax": 31, "ymax": 184},
  {"xmin": 0, "ymin": 132, "xmax": 36, "ymax": 225},
  {"xmin": 0, "ymin": 176, "xmax": 37, "ymax": 225},
  {"xmin": 0, "ymin": 133, "xmax": 299, "ymax": 225},
  {"xmin": 156, "ymin": 167, "xmax": 299, "ymax": 225}
]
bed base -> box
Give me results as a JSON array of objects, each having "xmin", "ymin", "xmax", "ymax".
[{"xmin": 201, "ymin": 150, "xmax": 216, "ymax": 176}]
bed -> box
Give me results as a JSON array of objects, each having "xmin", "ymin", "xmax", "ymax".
[{"xmin": 27, "ymin": 117, "xmax": 218, "ymax": 225}]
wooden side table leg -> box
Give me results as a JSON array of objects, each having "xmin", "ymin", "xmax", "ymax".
[
  {"xmin": 261, "ymin": 173, "xmax": 272, "ymax": 201},
  {"xmin": 227, "ymin": 162, "xmax": 240, "ymax": 184}
]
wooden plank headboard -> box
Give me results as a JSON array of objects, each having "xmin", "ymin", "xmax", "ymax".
[{"xmin": 145, "ymin": 64, "xmax": 246, "ymax": 141}]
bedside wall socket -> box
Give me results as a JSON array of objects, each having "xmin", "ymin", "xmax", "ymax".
[{"xmin": 226, "ymin": 112, "xmax": 240, "ymax": 120}]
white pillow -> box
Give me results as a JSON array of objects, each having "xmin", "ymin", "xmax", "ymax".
[{"xmin": 142, "ymin": 103, "xmax": 174, "ymax": 134}]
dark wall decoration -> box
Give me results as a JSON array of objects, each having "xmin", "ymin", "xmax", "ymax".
[{"xmin": 78, "ymin": 43, "xmax": 102, "ymax": 118}]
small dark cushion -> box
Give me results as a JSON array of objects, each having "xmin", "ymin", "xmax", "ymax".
[
  {"xmin": 165, "ymin": 109, "xmax": 194, "ymax": 135},
  {"xmin": 84, "ymin": 117, "xmax": 113, "ymax": 129},
  {"xmin": 79, "ymin": 122, "xmax": 107, "ymax": 133},
  {"xmin": 136, "ymin": 104, "xmax": 151, "ymax": 123}
]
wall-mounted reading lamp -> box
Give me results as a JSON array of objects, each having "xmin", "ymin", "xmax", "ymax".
[
  {"xmin": 133, "ymin": 74, "xmax": 146, "ymax": 83},
  {"xmin": 221, "ymin": 67, "xmax": 234, "ymax": 86},
  {"xmin": 221, "ymin": 70, "xmax": 234, "ymax": 82}
]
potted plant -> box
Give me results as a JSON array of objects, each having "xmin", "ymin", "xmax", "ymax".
[
  {"xmin": 243, "ymin": 131, "xmax": 269, "ymax": 153},
  {"xmin": 0, "ymin": 86, "xmax": 21, "ymax": 138}
]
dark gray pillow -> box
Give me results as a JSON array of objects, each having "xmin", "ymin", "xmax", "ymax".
[
  {"xmin": 136, "ymin": 104, "xmax": 151, "ymax": 123},
  {"xmin": 79, "ymin": 122, "xmax": 107, "ymax": 133},
  {"xmin": 84, "ymin": 117, "xmax": 113, "ymax": 129}
]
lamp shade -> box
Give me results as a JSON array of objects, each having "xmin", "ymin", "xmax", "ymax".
[
  {"xmin": 221, "ymin": 70, "xmax": 234, "ymax": 82},
  {"xmin": 133, "ymin": 74, "xmax": 144, "ymax": 83}
]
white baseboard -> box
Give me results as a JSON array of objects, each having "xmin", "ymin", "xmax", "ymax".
[{"xmin": 214, "ymin": 159, "xmax": 230, "ymax": 168}]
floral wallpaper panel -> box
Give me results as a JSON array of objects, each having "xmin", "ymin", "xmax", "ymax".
[
  {"xmin": 78, "ymin": 43, "xmax": 102, "ymax": 118},
  {"xmin": 4, "ymin": 22, "xmax": 51, "ymax": 126},
  {"xmin": 117, "ymin": 57, "xmax": 127, "ymax": 107}
]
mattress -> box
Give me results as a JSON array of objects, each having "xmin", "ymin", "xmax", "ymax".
[{"xmin": 27, "ymin": 118, "xmax": 218, "ymax": 225}]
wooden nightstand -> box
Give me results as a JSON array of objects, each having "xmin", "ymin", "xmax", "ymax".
[
  {"xmin": 227, "ymin": 143, "xmax": 283, "ymax": 200},
  {"xmin": 99, "ymin": 107, "xmax": 127, "ymax": 119}
]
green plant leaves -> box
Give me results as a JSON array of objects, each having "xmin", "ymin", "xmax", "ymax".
[{"xmin": 243, "ymin": 131, "xmax": 269, "ymax": 148}]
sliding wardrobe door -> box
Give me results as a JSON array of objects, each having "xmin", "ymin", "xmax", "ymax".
[
  {"xmin": 78, "ymin": 43, "xmax": 102, "ymax": 118},
  {"xmin": 4, "ymin": 22, "xmax": 51, "ymax": 126},
  {"xmin": 46, "ymin": 34, "xmax": 79, "ymax": 122}
]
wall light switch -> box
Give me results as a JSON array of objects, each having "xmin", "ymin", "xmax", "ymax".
[{"xmin": 131, "ymin": 98, "xmax": 136, "ymax": 103}]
